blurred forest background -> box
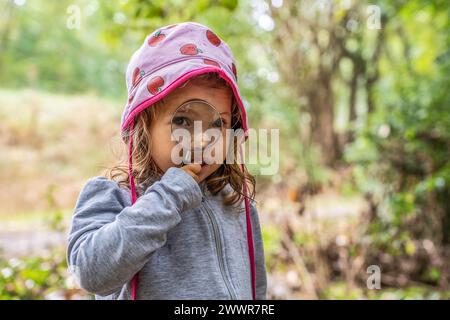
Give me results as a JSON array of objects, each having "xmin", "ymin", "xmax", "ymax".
[{"xmin": 0, "ymin": 0, "xmax": 449, "ymax": 299}]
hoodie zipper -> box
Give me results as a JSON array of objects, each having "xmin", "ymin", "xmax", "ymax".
[{"xmin": 201, "ymin": 196, "xmax": 238, "ymax": 300}]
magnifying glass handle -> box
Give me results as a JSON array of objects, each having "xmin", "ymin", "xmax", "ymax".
[{"xmin": 182, "ymin": 150, "xmax": 191, "ymax": 165}]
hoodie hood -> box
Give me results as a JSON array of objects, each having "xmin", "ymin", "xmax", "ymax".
[{"xmin": 121, "ymin": 22, "xmax": 256, "ymax": 301}]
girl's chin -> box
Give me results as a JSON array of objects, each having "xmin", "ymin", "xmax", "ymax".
[
  {"xmin": 199, "ymin": 163, "xmax": 210, "ymax": 175},
  {"xmin": 198, "ymin": 163, "xmax": 220, "ymax": 176}
]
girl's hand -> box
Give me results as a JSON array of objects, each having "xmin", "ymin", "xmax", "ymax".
[{"xmin": 180, "ymin": 163, "xmax": 202, "ymax": 183}]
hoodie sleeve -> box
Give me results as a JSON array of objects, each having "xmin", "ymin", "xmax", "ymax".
[
  {"xmin": 66, "ymin": 167, "xmax": 202, "ymax": 296},
  {"xmin": 249, "ymin": 201, "xmax": 268, "ymax": 300}
]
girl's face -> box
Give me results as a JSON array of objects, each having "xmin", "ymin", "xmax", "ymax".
[{"xmin": 150, "ymin": 81, "xmax": 233, "ymax": 182}]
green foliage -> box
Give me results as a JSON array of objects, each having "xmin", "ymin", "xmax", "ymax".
[
  {"xmin": 0, "ymin": 0, "xmax": 254, "ymax": 100},
  {"xmin": 261, "ymin": 225, "xmax": 282, "ymax": 270},
  {"xmin": 0, "ymin": 0, "xmax": 128, "ymax": 97},
  {"xmin": 345, "ymin": 1, "xmax": 450, "ymax": 257},
  {"xmin": 0, "ymin": 248, "xmax": 89, "ymax": 299}
]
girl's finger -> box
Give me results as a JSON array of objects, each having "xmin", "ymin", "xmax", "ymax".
[{"xmin": 182, "ymin": 163, "xmax": 202, "ymax": 174}]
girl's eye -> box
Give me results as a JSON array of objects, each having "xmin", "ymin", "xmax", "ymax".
[
  {"xmin": 212, "ymin": 118, "xmax": 227, "ymax": 128},
  {"xmin": 172, "ymin": 116, "xmax": 191, "ymax": 127}
]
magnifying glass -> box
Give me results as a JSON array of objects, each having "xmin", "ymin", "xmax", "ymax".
[{"xmin": 170, "ymin": 99, "xmax": 224, "ymax": 166}]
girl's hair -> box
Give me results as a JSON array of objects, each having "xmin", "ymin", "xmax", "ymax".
[{"xmin": 105, "ymin": 72, "xmax": 255, "ymax": 207}]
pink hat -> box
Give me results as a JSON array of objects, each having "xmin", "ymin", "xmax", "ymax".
[{"xmin": 123, "ymin": 22, "xmax": 256, "ymax": 301}]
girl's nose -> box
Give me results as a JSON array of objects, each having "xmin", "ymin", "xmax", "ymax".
[{"xmin": 191, "ymin": 131, "xmax": 211, "ymax": 150}]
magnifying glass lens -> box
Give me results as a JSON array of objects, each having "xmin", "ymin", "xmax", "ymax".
[{"xmin": 170, "ymin": 100, "xmax": 223, "ymax": 165}]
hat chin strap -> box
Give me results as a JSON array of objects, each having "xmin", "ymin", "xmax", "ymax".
[
  {"xmin": 239, "ymin": 142, "xmax": 257, "ymax": 300},
  {"xmin": 128, "ymin": 124, "xmax": 256, "ymax": 300},
  {"xmin": 128, "ymin": 119, "xmax": 139, "ymax": 300}
]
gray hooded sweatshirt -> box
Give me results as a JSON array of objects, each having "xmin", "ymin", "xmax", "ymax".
[{"xmin": 66, "ymin": 167, "xmax": 267, "ymax": 299}]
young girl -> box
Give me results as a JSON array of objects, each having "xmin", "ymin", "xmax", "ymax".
[{"xmin": 66, "ymin": 22, "xmax": 267, "ymax": 300}]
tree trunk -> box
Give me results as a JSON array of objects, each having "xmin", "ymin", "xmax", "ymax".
[{"xmin": 307, "ymin": 75, "xmax": 340, "ymax": 166}]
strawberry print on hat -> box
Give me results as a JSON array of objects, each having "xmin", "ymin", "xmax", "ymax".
[
  {"xmin": 203, "ymin": 59, "xmax": 221, "ymax": 67},
  {"xmin": 180, "ymin": 43, "xmax": 203, "ymax": 55},
  {"xmin": 206, "ymin": 29, "xmax": 221, "ymax": 46},
  {"xmin": 147, "ymin": 76, "xmax": 165, "ymax": 95},
  {"xmin": 231, "ymin": 63, "xmax": 237, "ymax": 81},
  {"xmin": 148, "ymin": 30, "xmax": 166, "ymax": 47},
  {"xmin": 132, "ymin": 67, "xmax": 145, "ymax": 87}
]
